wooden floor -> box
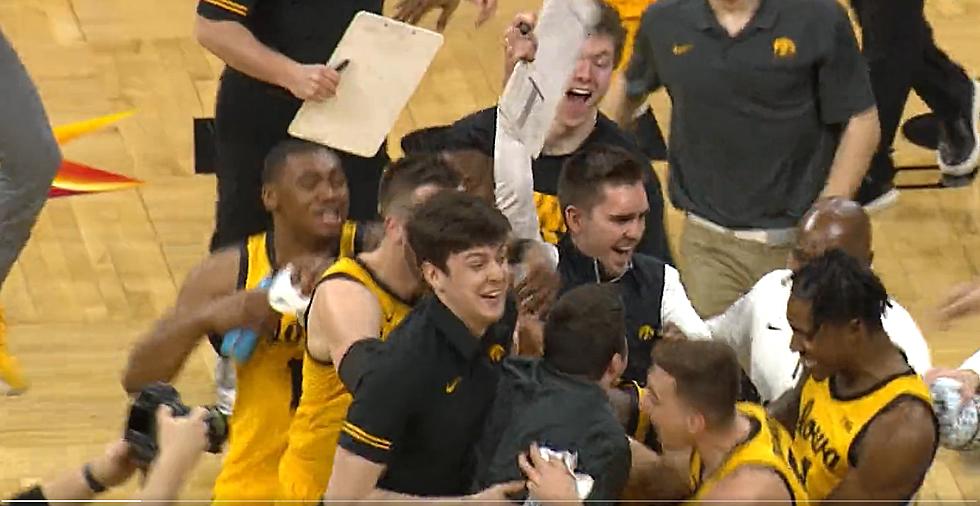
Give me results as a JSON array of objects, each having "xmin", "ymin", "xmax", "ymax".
[{"xmin": 1, "ymin": 0, "xmax": 978, "ymax": 501}]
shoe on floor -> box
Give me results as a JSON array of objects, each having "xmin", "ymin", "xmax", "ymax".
[
  {"xmin": 856, "ymin": 179, "xmax": 900, "ymax": 213},
  {"xmin": 938, "ymin": 79, "xmax": 980, "ymax": 177},
  {"xmin": 0, "ymin": 308, "xmax": 27, "ymax": 396}
]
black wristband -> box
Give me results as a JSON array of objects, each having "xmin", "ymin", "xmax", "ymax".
[{"xmin": 82, "ymin": 463, "xmax": 107, "ymax": 493}]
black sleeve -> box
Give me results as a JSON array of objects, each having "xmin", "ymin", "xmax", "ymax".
[
  {"xmin": 636, "ymin": 168, "xmax": 673, "ymax": 265},
  {"xmin": 6, "ymin": 485, "xmax": 48, "ymax": 504},
  {"xmin": 337, "ymin": 338, "xmax": 386, "ymax": 392},
  {"xmin": 196, "ymin": 0, "xmax": 258, "ymax": 22},
  {"xmin": 583, "ymin": 432, "xmax": 632, "ymax": 504},
  {"xmin": 624, "ymin": 10, "xmax": 662, "ymax": 99},
  {"xmin": 815, "ymin": 1, "xmax": 875, "ymax": 125},
  {"xmin": 338, "ymin": 348, "xmax": 419, "ymax": 464}
]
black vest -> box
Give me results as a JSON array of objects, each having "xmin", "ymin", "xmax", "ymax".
[{"xmin": 557, "ymin": 235, "xmax": 666, "ymax": 384}]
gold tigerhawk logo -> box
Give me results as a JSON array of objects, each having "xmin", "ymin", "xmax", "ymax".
[
  {"xmin": 672, "ymin": 43, "xmax": 693, "ymax": 56},
  {"xmin": 488, "ymin": 344, "xmax": 506, "ymax": 363},
  {"xmin": 773, "ymin": 37, "xmax": 796, "ymax": 58},
  {"xmin": 638, "ymin": 324, "xmax": 656, "ymax": 341},
  {"xmin": 445, "ymin": 376, "xmax": 461, "ymax": 394}
]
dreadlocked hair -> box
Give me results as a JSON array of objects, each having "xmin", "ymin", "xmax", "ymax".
[{"xmin": 791, "ymin": 249, "xmax": 891, "ymax": 332}]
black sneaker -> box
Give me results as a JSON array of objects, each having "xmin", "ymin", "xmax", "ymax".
[
  {"xmin": 938, "ymin": 79, "xmax": 979, "ymax": 178},
  {"xmin": 856, "ymin": 178, "xmax": 899, "ymax": 212}
]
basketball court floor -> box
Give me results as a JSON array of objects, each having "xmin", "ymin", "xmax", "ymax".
[{"xmin": 0, "ymin": 0, "xmax": 977, "ymax": 500}]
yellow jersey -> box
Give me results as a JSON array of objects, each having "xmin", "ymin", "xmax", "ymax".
[
  {"xmin": 212, "ymin": 225, "xmax": 357, "ymax": 504},
  {"xmin": 789, "ymin": 370, "xmax": 933, "ymax": 501},
  {"xmin": 607, "ymin": 0, "xmax": 656, "ymax": 68},
  {"xmin": 278, "ymin": 256, "xmax": 412, "ymax": 502},
  {"xmin": 687, "ymin": 403, "xmax": 807, "ymax": 504}
]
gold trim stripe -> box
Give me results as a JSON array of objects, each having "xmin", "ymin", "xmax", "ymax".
[
  {"xmin": 342, "ymin": 422, "xmax": 392, "ymax": 451},
  {"xmin": 202, "ymin": 0, "xmax": 247, "ymax": 16}
]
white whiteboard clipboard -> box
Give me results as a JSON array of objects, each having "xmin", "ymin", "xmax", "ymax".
[
  {"xmin": 497, "ymin": 0, "xmax": 599, "ymax": 158},
  {"xmin": 289, "ymin": 12, "xmax": 444, "ymax": 157}
]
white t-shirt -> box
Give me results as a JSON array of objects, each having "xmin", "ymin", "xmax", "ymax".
[{"xmin": 705, "ymin": 269, "xmax": 933, "ymax": 402}]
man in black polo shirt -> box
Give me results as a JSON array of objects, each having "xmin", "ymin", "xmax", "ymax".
[
  {"xmin": 426, "ymin": 3, "xmax": 673, "ymax": 264},
  {"xmin": 195, "ymin": 0, "xmax": 495, "ymax": 251},
  {"xmin": 323, "ymin": 191, "xmax": 523, "ymax": 501},
  {"xmin": 611, "ymin": 0, "xmax": 880, "ymax": 318}
]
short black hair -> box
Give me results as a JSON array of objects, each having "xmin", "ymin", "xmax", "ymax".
[
  {"xmin": 593, "ymin": 0, "xmax": 627, "ymax": 68},
  {"xmin": 377, "ymin": 154, "xmax": 462, "ymax": 218},
  {"xmin": 263, "ymin": 138, "xmax": 339, "ymax": 184},
  {"xmin": 791, "ymin": 248, "xmax": 891, "ymax": 332},
  {"xmin": 406, "ymin": 191, "xmax": 511, "ymax": 272},
  {"xmin": 557, "ymin": 143, "xmax": 646, "ymax": 212},
  {"xmin": 544, "ymin": 284, "xmax": 627, "ymax": 381},
  {"xmin": 651, "ymin": 340, "xmax": 740, "ymax": 428}
]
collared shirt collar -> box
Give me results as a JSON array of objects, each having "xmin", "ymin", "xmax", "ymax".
[
  {"xmin": 696, "ymin": 0, "xmax": 778, "ymax": 32},
  {"xmin": 427, "ymin": 295, "xmax": 482, "ymax": 360},
  {"xmin": 558, "ymin": 234, "xmax": 634, "ymax": 284}
]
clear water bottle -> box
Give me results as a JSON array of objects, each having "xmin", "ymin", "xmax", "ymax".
[{"xmin": 930, "ymin": 377, "xmax": 980, "ymax": 451}]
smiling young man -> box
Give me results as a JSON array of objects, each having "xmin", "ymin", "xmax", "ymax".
[
  {"xmin": 276, "ymin": 154, "xmax": 462, "ymax": 503},
  {"xmin": 518, "ymin": 340, "xmax": 806, "ymax": 504},
  {"xmin": 122, "ymin": 139, "xmax": 356, "ymax": 504},
  {"xmin": 323, "ymin": 191, "xmax": 523, "ymax": 503},
  {"xmin": 555, "ymin": 145, "xmax": 707, "ymax": 386},
  {"xmin": 428, "ymin": 2, "xmax": 672, "ymax": 264},
  {"xmin": 771, "ymin": 250, "xmax": 938, "ymax": 502}
]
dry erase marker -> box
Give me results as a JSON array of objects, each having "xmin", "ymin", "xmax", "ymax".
[{"xmin": 334, "ymin": 59, "xmax": 350, "ymax": 72}]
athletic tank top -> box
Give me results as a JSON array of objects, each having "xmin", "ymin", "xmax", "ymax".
[
  {"xmin": 687, "ymin": 403, "xmax": 807, "ymax": 504},
  {"xmin": 212, "ymin": 225, "xmax": 357, "ymax": 504},
  {"xmin": 790, "ymin": 370, "xmax": 933, "ymax": 501},
  {"xmin": 278, "ymin": 256, "xmax": 412, "ymax": 500}
]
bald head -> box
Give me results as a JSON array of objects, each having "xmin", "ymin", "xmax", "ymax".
[{"xmin": 788, "ymin": 198, "xmax": 872, "ymax": 272}]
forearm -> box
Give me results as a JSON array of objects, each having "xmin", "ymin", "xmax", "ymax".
[
  {"xmin": 821, "ymin": 107, "xmax": 880, "ymax": 199},
  {"xmin": 122, "ymin": 309, "xmax": 212, "ymax": 393},
  {"xmin": 493, "ymin": 110, "xmax": 541, "ymax": 241},
  {"xmin": 608, "ymin": 77, "xmax": 647, "ymax": 129},
  {"xmin": 767, "ymin": 384, "xmax": 801, "ymax": 431},
  {"xmin": 195, "ymin": 17, "xmax": 295, "ymax": 90},
  {"xmin": 136, "ymin": 452, "xmax": 195, "ymax": 504},
  {"xmin": 34, "ymin": 469, "xmax": 97, "ymax": 506}
]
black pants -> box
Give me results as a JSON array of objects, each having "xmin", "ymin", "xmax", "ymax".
[
  {"xmin": 851, "ymin": 0, "xmax": 973, "ymax": 184},
  {"xmin": 210, "ymin": 74, "xmax": 388, "ymax": 251}
]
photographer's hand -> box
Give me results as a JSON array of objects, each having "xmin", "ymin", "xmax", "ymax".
[{"xmin": 137, "ymin": 406, "xmax": 210, "ymax": 503}]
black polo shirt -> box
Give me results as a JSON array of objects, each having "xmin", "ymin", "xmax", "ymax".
[
  {"xmin": 441, "ymin": 107, "xmax": 674, "ymax": 265},
  {"xmin": 197, "ymin": 0, "xmax": 382, "ymax": 97},
  {"xmin": 556, "ymin": 234, "xmax": 665, "ymax": 385},
  {"xmin": 338, "ymin": 294, "xmax": 518, "ymax": 496},
  {"xmin": 625, "ymin": 0, "xmax": 874, "ymax": 229}
]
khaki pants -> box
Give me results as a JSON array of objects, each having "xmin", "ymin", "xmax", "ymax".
[{"xmin": 680, "ymin": 216, "xmax": 794, "ymax": 318}]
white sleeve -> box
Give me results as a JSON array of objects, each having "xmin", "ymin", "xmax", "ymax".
[
  {"xmin": 661, "ymin": 265, "xmax": 711, "ymax": 340},
  {"xmin": 881, "ymin": 301, "xmax": 933, "ymax": 375},
  {"xmin": 706, "ymin": 287, "xmax": 755, "ymax": 353},
  {"xmin": 961, "ymin": 349, "xmax": 980, "ymax": 376},
  {"xmin": 493, "ymin": 106, "xmax": 541, "ymax": 241}
]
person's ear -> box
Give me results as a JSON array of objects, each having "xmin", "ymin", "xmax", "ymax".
[
  {"xmin": 262, "ymin": 184, "xmax": 278, "ymax": 212},
  {"xmin": 421, "ymin": 261, "xmax": 442, "ymax": 291},
  {"xmin": 686, "ymin": 411, "xmax": 706, "ymax": 437},
  {"xmin": 565, "ymin": 205, "xmax": 584, "ymax": 234}
]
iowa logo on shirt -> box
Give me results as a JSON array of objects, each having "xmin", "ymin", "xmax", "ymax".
[
  {"xmin": 638, "ymin": 324, "xmax": 656, "ymax": 341},
  {"xmin": 488, "ymin": 344, "xmax": 506, "ymax": 363},
  {"xmin": 773, "ymin": 37, "xmax": 797, "ymax": 58}
]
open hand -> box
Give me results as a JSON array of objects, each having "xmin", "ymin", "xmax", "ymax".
[{"xmin": 394, "ymin": 0, "xmax": 497, "ymax": 31}]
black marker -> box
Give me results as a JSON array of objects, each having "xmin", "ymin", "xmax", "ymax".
[{"xmin": 334, "ymin": 59, "xmax": 350, "ymax": 72}]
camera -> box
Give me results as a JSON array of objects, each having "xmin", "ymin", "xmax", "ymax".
[{"xmin": 124, "ymin": 382, "xmax": 229, "ymax": 464}]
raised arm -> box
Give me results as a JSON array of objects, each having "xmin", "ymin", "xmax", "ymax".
[
  {"xmin": 305, "ymin": 278, "xmax": 383, "ymax": 369},
  {"xmin": 122, "ymin": 249, "xmax": 275, "ymax": 393}
]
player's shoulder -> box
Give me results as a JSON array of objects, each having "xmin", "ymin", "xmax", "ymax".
[
  {"xmin": 777, "ymin": 0, "xmax": 848, "ymax": 23},
  {"xmin": 181, "ymin": 243, "xmax": 243, "ymax": 295}
]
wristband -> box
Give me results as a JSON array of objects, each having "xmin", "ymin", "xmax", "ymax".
[{"xmin": 82, "ymin": 463, "xmax": 107, "ymax": 493}]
